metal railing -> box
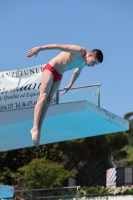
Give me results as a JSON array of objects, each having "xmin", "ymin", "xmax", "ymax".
[
  {"xmin": 56, "ymin": 83, "xmax": 101, "ymax": 107},
  {"xmin": 14, "ymin": 186, "xmax": 80, "ymax": 200}
]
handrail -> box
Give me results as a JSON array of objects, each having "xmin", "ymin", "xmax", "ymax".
[
  {"xmin": 13, "ymin": 187, "xmax": 114, "ymax": 200},
  {"xmin": 56, "ymin": 83, "xmax": 101, "ymax": 106},
  {"xmin": 15, "ymin": 186, "xmax": 80, "ymax": 192},
  {"xmin": 58, "ymin": 83, "xmax": 101, "ymax": 91},
  {"xmin": 14, "ymin": 186, "xmax": 80, "ymax": 200}
]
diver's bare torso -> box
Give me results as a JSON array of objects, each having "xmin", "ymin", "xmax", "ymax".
[
  {"xmin": 14, "ymin": 185, "xmax": 25, "ymax": 200},
  {"xmin": 49, "ymin": 52, "xmax": 86, "ymax": 74}
]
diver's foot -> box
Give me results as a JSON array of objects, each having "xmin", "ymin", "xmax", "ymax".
[{"xmin": 30, "ymin": 127, "xmax": 40, "ymax": 146}]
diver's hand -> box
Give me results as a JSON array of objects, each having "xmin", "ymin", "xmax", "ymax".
[
  {"xmin": 26, "ymin": 47, "xmax": 40, "ymax": 57},
  {"xmin": 60, "ymin": 86, "xmax": 71, "ymax": 96}
]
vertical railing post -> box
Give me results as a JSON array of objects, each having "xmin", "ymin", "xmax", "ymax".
[
  {"xmin": 56, "ymin": 90, "xmax": 59, "ymax": 104},
  {"xmin": 30, "ymin": 189, "xmax": 32, "ymax": 200},
  {"xmin": 76, "ymin": 187, "xmax": 79, "ymax": 200},
  {"xmin": 98, "ymin": 86, "xmax": 100, "ymax": 107}
]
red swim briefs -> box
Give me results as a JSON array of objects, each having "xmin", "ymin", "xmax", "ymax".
[{"xmin": 42, "ymin": 64, "xmax": 63, "ymax": 81}]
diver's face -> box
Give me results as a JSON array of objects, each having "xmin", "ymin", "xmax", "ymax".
[
  {"xmin": 86, "ymin": 53, "xmax": 99, "ymax": 67},
  {"xmin": 20, "ymin": 180, "xmax": 26, "ymax": 187}
]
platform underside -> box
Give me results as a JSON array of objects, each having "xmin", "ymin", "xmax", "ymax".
[{"xmin": 0, "ymin": 101, "xmax": 129, "ymax": 152}]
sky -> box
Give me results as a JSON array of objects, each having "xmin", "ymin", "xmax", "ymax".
[{"xmin": 0, "ymin": 0, "xmax": 133, "ymax": 118}]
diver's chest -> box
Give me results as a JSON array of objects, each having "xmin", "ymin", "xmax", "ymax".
[{"xmin": 70, "ymin": 58, "xmax": 85, "ymax": 67}]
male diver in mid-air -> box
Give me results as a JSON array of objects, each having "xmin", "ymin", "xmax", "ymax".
[{"xmin": 26, "ymin": 44, "xmax": 103, "ymax": 146}]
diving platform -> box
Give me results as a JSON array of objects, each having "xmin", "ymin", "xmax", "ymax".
[
  {"xmin": 0, "ymin": 65, "xmax": 129, "ymax": 152},
  {"xmin": 0, "ymin": 100, "xmax": 129, "ymax": 152}
]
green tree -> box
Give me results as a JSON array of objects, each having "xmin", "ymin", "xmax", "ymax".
[
  {"xmin": 124, "ymin": 112, "xmax": 133, "ymax": 146},
  {"xmin": 0, "ymin": 132, "xmax": 129, "ymax": 186},
  {"xmin": 114, "ymin": 111, "xmax": 133, "ymax": 166},
  {"xmin": 0, "ymin": 144, "xmax": 63, "ymax": 184},
  {"xmin": 12, "ymin": 157, "xmax": 77, "ymax": 188},
  {"xmin": 55, "ymin": 133, "xmax": 128, "ymax": 186}
]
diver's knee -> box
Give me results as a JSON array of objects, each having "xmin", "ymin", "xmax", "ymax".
[{"xmin": 37, "ymin": 93, "xmax": 48, "ymax": 105}]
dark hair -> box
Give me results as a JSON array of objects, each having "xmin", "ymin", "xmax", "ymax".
[
  {"xmin": 90, "ymin": 49, "xmax": 103, "ymax": 63},
  {"xmin": 19, "ymin": 178, "xmax": 26, "ymax": 184}
]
